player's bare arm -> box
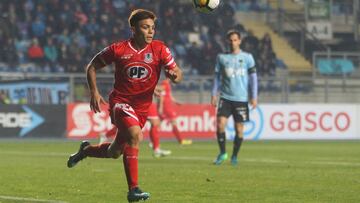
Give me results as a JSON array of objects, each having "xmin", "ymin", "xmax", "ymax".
[
  {"xmin": 250, "ymin": 99, "xmax": 257, "ymax": 109},
  {"xmin": 165, "ymin": 65, "xmax": 183, "ymax": 83},
  {"xmin": 86, "ymin": 54, "xmax": 108, "ymax": 113},
  {"xmin": 158, "ymin": 90, "xmax": 164, "ymax": 115},
  {"xmin": 153, "ymin": 85, "xmax": 163, "ymax": 97},
  {"xmin": 169, "ymin": 90, "xmax": 181, "ymax": 105},
  {"xmin": 172, "ymin": 96, "xmax": 182, "ymax": 105},
  {"xmin": 211, "ymin": 95, "xmax": 217, "ymax": 107}
]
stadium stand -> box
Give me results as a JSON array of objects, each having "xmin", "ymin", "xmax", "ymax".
[
  {"xmin": 238, "ymin": 18, "xmax": 312, "ymax": 74},
  {"xmin": 0, "ymin": 0, "xmax": 277, "ymax": 77},
  {"xmin": 1, "ymin": 0, "xmax": 359, "ymax": 104}
]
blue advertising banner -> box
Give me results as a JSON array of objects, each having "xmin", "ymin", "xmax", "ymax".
[{"xmin": 0, "ymin": 81, "xmax": 69, "ymax": 104}]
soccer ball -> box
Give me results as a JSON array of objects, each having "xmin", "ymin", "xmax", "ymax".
[{"xmin": 193, "ymin": 0, "xmax": 220, "ymax": 13}]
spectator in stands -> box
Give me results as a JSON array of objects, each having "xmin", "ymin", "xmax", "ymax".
[
  {"xmin": 258, "ymin": 45, "xmax": 277, "ymax": 76},
  {"xmin": 187, "ymin": 42, "xmax": 202, "ymax": 74},
  {"xmin": 199, "ymin": 41, "xmax": 222, "ymax": 75},
  {"xmin": 57, "ymin": 29, "xmax": 71, "ymax": 46},
  {"xmin": 28, "ymin": 38, "xmax": 44, "ymax": 66},
  {"xmin": 44, "ymin": 38, "xmax": 58, "ymax": 68},
  {"xmin": 74, "ymin": 5, "xmax": 88, "ymax": 26},
  {"xmin": 15, "ymin": 37, "xmax": 30, "ymax": 65},
  {"xmin": 0, "ymin": 0, "xmax": 276, "ymax": 75},
  {"xmin": 67, "ymin": 52, "xmax": 83, "ymax": 73},
  {"xmin": 3, "ymin": 38, "xmax": 18, "ymax": 68},
  {"xmin": 71, "ymin": 28, "xmax": 87, "ymax": 50},
  {"xmin": 241, "ymin": 29, "xmax": 259, "ymax": 57},
  {"xmin": 31, "ymin": 16, "xmax": 46, "ymax": 37},
  {"xmin": 16, "ymin": 15, "xmax": 31, "ymax": 39},
  {"xmin": 0, "ymin": 92, "xmax": 11, "ymax": 104},
  {"xmin": 257, "ymin": 32, "xmax": 276, "ymax": 76},
  {"xmin": 86, "ymin": 18, "xmax": 100, "ymax": 38},
  {"xmin": 260, "ymin": 33, "xmax": 273, "ymax": 51}
]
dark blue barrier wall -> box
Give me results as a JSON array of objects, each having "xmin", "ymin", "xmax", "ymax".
[{"xmin": 0, "ymin": 105, "xmax": 66, "ymax": 138}]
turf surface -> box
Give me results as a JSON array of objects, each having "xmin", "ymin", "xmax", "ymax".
[{"xmin": 0, "ymin": 140, "xmax": 359, "ymax": 203}]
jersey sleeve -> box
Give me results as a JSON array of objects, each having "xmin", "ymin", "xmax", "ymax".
[
  {"xmin": 215, "ymin": 55, "xmax": 221, "ymax": 73},
  {"xmin": 160, "ymin": 44, "xmax": 177, "ymax": 70},
  {"xmin": 212, "ymin": 55, "xmax": 221, "ymax": 96},
  {"xmin": 247, "ymin": 54, "xmax": 255, "ymax": 69},
  {"xmin": 98, "ymin": 44, "xmax": 116, "ymax": 65}
]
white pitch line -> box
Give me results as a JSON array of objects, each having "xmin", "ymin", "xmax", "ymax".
[
  {"xmin": 2, "ymin": 151, "xmax": 360, "ymax": 167},
  {"xmin": 307, "ymin": 161, "xmax": 360, "ymax": 166},
  {"xmin": 1, "ymin": 151, "xmax": 67, "ymax": 157},
  {"xmin": 0, "ymin": 195, "xmax": 68, "ymax": 203}
]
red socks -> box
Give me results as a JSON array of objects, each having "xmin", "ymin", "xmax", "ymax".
[
  {"xmin": 150, "ymin": 126, "xmax": 160, "ymax": 150},
  {"xmin": 123, "ymin": 145, "xmax": 139, "ymax": 190},
  {"xmin": 84, "ymin": 143, "xmax": 111, "ymax": 158},
  {"xmin": 172, "ymin": 126, "xmax": 183, "ymax": 143}
]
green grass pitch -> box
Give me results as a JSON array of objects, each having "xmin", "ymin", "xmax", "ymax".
[{"xmin": 0, "ymin": 140, "xmax": 359, "ymax": 203}]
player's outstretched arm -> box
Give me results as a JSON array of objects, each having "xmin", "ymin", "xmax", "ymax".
[
  {"xmin": 86, "ymin": 54, "xmax": 108, "ymax": 113},
  {"xmin": 165, "ymin": 66, "xmax": 183, "ymax": 84}
]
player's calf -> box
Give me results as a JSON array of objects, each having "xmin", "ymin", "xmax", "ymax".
[{"xmin": 108, "ymin": 141, "xmax": 126, "ymax": 159}]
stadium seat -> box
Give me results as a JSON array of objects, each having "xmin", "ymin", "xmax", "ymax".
[{"xmin": 317, "ymin": 59, "xmax": 355, "ymax": 74}]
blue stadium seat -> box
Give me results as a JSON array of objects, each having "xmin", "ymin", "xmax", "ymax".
[{"xmin": 317, "ymin": 59, "xmax": 355, "ymax": 74}]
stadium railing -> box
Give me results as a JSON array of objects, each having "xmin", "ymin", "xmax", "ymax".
[
  {"xmin": 1, "ymin": 72, "xmax": 360, "ymax": 104},
  {"xmin": 313, "ymin": 51, "xmax": 360, "ymax": 78}
]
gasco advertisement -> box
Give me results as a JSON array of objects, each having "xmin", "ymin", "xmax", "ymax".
[{"xmin": 66, "ymin": 103, "xmax": 360, "ymax": 140}]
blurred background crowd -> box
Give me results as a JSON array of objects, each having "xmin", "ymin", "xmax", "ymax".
[{"xmin": 0, "ymin": 0, "xmax": 277, "ymax": 76}]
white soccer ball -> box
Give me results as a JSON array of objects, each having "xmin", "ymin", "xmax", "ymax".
[{"xmin": 193, "ymin": 0, "xmax": 220, "ymax": 13}]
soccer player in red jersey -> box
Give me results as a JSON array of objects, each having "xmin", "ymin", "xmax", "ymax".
[
  {"xmin": 99, "ymin": 86, "xmax": 171, "ymax": 158},
  {"xmin": 159, "ymin": 79, "xmax": 192, "ymax": 145},
  {"xmin": 67, "ymin": 9, "xmax": 183, "ymax": 202},
  {"xmin": 147, "ymin": 85, "xmax": 172, "ymax": 157}
]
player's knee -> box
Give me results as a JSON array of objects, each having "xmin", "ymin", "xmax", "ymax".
[
  {"xmin": 110, "ymin": 151, "xmax": 121, "ymax": 159},
  {"xmin": 217, "ymin": 123, "xmax": 226, "ymax": 132},
  {"xmin": 235, "ymin": 125, "xmax": 244, "ymax": 137},
  {"xmin": 151, "ymin": 119, "xmax": 160, "ymax": 127},
  {"xmin": 128, "ymin": 132, "xmax": 141, "ymax": 146},
  {"xmin": 235, "ymin": 132, "xmax": 243, "ymax": 138},
  {"xmin": 235, "ymin": 128, "xmax": 243, "ymax": 135},
  {"xmin": 107, "ymin": 148, "xmax": 122, "ymax": 159}
]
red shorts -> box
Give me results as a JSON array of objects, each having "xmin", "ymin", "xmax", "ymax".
[
  {"xmin": 161, "ymin": 105, "xmax": 177, "ymax": 120},
  {"xmin": 109, "ymin": 103, "xmax": 147, "ymax": 145},
  {"xmin": 109, "ymin": 103, "xmax": 147, "ymax": 130},
  {"xmin": 147, "ymin": 103, "xmax": 159, "ymax": 119}
]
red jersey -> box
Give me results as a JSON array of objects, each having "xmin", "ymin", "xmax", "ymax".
[
  {"xmin": 99, "ymin": 39, "xmax": 177, "ymax": 114},
  {"xmin": 161, "ymin": 79, "xmax": 173, "ymax": 107}
]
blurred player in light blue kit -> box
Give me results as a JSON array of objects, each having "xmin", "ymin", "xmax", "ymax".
[{"xmin": 211, "ymin": 30, "xmax": 258, "ymax": 165}]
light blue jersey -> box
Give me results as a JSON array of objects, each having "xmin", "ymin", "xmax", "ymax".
[{"xmin": 213, "ymin": 51, "xmax": 255, "ymax": 102}]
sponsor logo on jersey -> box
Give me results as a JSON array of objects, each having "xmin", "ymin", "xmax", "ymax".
[
  {"xmin": 125, "ymin": 62, "xmax": 152, "ymax": 82},
  {"xmin": 144, "ymin": 53, "xmax": 153, "ymax": 63},
  {"xmin": 121, "ymin": 54, "xmax": 133, "ymax": 60}
]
